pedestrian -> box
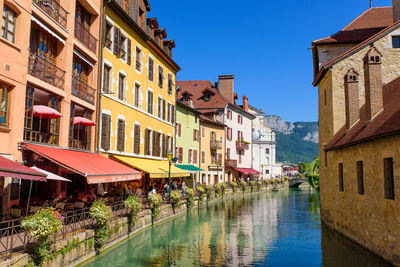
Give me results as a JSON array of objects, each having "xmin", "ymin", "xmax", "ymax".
[
  {"xmin": 181, "ymin": 181, "xmax": 187, "ymax": 198},
  {"xmin": 164, "ymin": 183, "xmax": 170, "ymax": 198},
  {"xmin": 172, "ymin": 180, "xmax": 178, "ymax": 191}
]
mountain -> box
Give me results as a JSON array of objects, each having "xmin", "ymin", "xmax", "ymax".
[{"xmin": 264, "ymin": 115, "xmax": 319, "ymax": 163}]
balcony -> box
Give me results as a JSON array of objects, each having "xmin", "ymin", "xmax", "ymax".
[
  {"xmin": 71, "ymin": 76, "xmax": 96, "ymax": 105},
  {"xmin": 24, "ymin": 128, "xmax": 59, "ymax": 145},
  {"xmin": 210, "ymin": 139, "xmax": 223, "ymax": 150},
  {"xmin": 69, "ymin": 137, "xmax": 90, "ymax": 151},
  {"xmin": 74, "ymin": 18, "xmax": 97, "ymax": 53},
  {"xmin": 33, "ymin": 0, "xmax": 67, "ymax": 29},
  {"xmin": 225, "ymin": 159, "xmax": 237, "ymax": 168},
  {"xmin": 236, "ymin": 140, "xmax": 249, "ymax": 151},
  {"xmin": 28, "ymin": 52, "xmax": 65, "ymax": 90}
]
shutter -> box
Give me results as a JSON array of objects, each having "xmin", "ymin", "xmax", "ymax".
[
  {"xmin": 162, "ymin": 99, "xmax": 166, "ymax": 120},
  {"xmin": 101, "ymin": 114, "xmax": 111, "ymax": 151},
  {"xmin": 113, "ymin": 27, "xmax": 120, "ymax": 55},
  {"xmin": 148, "ymin": 58, "xmax": 154, "ymax": 81},
  {"xmin": 158, "ymin": 98, "xmax": 162, "ymax": 118},
  {"xmin": 218, "ymin": 153, "xmax": 222, "ymax": 164},
  {"xmin": 171, "ymin": 105, "xmax": 175, "ymax": 124},
  {"xmin": 157, "ymin": 133, "xmax": 161, "ymax": 157},
  {"xmin": 127, "ymin": 38, "xmax": 131, "ymax": 65},
  {"xmin": 179, "ymin": 124, "xmax": 182, "ymax": 137},
  {"xmin": 134, "ymin": 124, "xmax": 140, "ymax": 154},
  {"xmin": 162, "ymin": 134, "xmax": 166, "ymax": 158},
  {"xmin": 117, "ymin": 120, "xmax": 125, "ymax": 152},
  {"xmin": 152, "ymin": 131, "xmax": 156, "ymax": 156},
  {"xmin": 194, "ymin": 150, "xmax": 197, "ymax": 164},
  {"xmin": 193, "ymin": 129, "xmax": 196, "ymax": 141},
  {"xmin": 167, "ymin": 103, "xmax": 171, "ymax": 122}
]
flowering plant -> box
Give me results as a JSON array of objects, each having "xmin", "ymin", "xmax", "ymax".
[
  {"xmin": 170, "ymin": 190, "xmax": 181, "ymax": 209},
  {"xmin": 250, "ymin": 180, "xmax": 256, "ymax": 192},
  {"xmin": 205, "ymin": 185, "xmax": 212, "ymax": 200},
  {"xmin": 257, "ymin": 181, "xmax": 262, "ymax": 190},
  {"xmin": 240, "ymin": 181, "xmax": 247, "ymax": 193},
  {"xmin": 220, "ymin": 182, "xmax": 227, "ymax": 196},
  {"xmin": 148, "ymin": 193, "xmax": 162, "ymax": 222},
  {"xmin": 196, "ymin": 185, "xmax": 206, "ymax": 205},
  {"xmin": 231, "ymin": 181, "xmax": 238, "ymax": 193},
  {"xmin": 90, "ymin": 200, "xmax": 113, "ymax": 253},
  {"xmin": 185, "ymin": 188, "xmax": 195, "ymax": 210},
  {"xmin": 124, "ymin": 196, "xmax": 142, "ymax": 230}
]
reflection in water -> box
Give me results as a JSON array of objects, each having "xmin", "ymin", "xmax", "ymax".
[{"xmin": 82, "ymin": 189, "xmax": 393, "ymax": 267}]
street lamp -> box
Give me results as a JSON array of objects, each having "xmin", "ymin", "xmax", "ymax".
[
  {"xmin": 261, "ymin": 164, "xmax": 264, "ymax": 185},
  {"xmin": 216, "ymin": 160, "xmax": 220, "ymax": 184},
  {"xmin": 167, "ymin": 151, "xmax": 178, "ymax": 198}
]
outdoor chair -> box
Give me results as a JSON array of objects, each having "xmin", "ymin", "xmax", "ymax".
[
  {"xmin": 75, "ymin": 202, "xmax": 85, "ymax": 209},
  {"xmin": 10, "ymin": 208, "xmax": 21, "ymax": 219}
]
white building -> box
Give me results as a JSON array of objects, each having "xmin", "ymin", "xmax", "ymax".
[{"xmin": 248, "ymin": 106, "xmax": 280, "ymax": 180}]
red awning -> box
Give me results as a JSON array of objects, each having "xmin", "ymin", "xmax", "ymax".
[
  {"xmin": 234, "ymin": 168, "xmax": 261, "ymax": 175},
  {"xmin": 21, "ymin": 143, "xmax": 142, "ymax": 184},
  {"xmin": 0, "ymin": 156, "xmax": 47, "ymax": 181}
]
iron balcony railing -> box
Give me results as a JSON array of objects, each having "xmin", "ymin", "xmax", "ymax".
[
  {"xmin": 28, "ymin": 52, "xmax": 65, "ymax": 90},
  {"xmin": 210, "ymin": 139, "xmax": 223, "ymax": 150},
  {"xmin": 236, "ymin": 140, "xmax": 249, "ymax": 151},
  {"xmin": 33, "ymin": 0, "xmax": 67, "ymax": 28},
  {"xmin": 225, "ymin": 159, "xmax": 237, "ymax": 168},
  {"xmin": 74, "ymin": 18, "xmax": 97, "ymax": 53},
  {"xmin": 71, "ymin": 76, "xmax": 96, "ymax": 105}
]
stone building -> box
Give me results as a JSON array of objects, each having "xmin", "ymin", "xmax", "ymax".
[
  {"xmin": 312, "ymin": 1, "xmax": 400, "ymax": 264},
  {"xmin": 248, "ymin": 105, "xmax": 279, "ymax": 180}
]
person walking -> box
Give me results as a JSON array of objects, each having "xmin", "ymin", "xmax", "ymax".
[{"xmin": 181, "ymin": 181, "xmax": 187, "ymax": 198}]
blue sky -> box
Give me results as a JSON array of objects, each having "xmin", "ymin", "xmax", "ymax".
[{"xmin": 149, "ymin": 0, "xmax": 393, "ymax": 122}]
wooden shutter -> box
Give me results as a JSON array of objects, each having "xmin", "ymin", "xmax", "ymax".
[
  {"xmin": 148, "ymin": 91, "xmax": 153, "ymax": 114},
  {"xmin": 179, "ymin": 147, "xmax": 183, "ymax": 162},
  {"xmin": 134, "ymin": 124, "xmax": 140, "ymax": 154},
  {"xmin": 218, "ymin": 153, "xmax": 222, "ymax": 164},
  {"xmin": 201, "ymin": 151, "xmax": 205, "ymax": 164},
  {"xmin": 162, "ymin": 134, "xmax": 166, "ymax": 158},
  {"xmin": 188, "ymin": 149, "xmax": 191, "ymax": 163},
  {"xmin": 127, "ymin": 38, "xmax": 131, "ymax": 65},
  {"xmin": 162, "ymin": 99, "xmax": 166, "ymax": 120},
  {"xmin": 101, "ymin": 114, "xmax": 111, "ymax": 151},
  {"xmin": 113, "ymin": 27, "xmax": 120, "ymax": 55},
  {"xmin": 117, "ymin": 119, "xmax": 125, "ymax": 152},
  {"xmin": 179, "ymin": 124, "xmax": 182, "ymax": 137},
  {"xmin": 193, "ymin": 129, "xmax": 196, "ymax": 141},
  {"xmin": 171, "ymin": 105, "xmax": 175, "ymax": 124},
  {"xmin": 148, "ymin": 58, "xmax": 154, "ymax": 81},
  {"xmin": 158, "ymin": 98, "xmax": 162, "ymax": 118},
  {"xmin": 193, "ymin": 150, "xmax": 197, "ymax": 164},
  {"xmin": 167, "ymin": 103, "xmax": 171, "ymax": 122}
]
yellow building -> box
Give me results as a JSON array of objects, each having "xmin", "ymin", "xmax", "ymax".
[
  {"xmin": 199, "ymin": 116, "xmax": 226, "ymax": 185},
  {"xmin": 99, "ymin": 0, "xmax": 189, "ymax": 189}
]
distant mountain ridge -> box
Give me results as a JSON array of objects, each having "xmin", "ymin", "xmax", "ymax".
[{"xmin": 264, "ymin": 115, "xmax": 319, "ymax": 163}]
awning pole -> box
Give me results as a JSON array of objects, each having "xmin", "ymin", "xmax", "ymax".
[{"xmin": 26, "ymin": 180, "xmax": 33, "ymax": 216}]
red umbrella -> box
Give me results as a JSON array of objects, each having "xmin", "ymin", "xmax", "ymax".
[
  {"xmin": 73, "ymin": 116, "xmax": 96, "ymax": 126},
  {"xmin": 33, "ymin": 105, "xmax": 62, "ymax": 119}
]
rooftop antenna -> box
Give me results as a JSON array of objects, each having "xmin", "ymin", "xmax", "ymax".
[{"xmin": 369, "ymin": 0, "xmax": 372, "ymax": 8}]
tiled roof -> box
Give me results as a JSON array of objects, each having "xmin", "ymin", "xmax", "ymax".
[
  {"xmin": 199, "ymin": 115, "xmax": 225, "ymax": 127},
  {"xmin": 325, "ymin": 77, "xmax": 400, "ymax": 151},
  {"xmin": 313, "ymin": 7, "xmax": 393, "ymax": 45}
]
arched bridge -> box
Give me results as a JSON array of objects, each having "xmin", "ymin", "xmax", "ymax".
[{"xmin": 289, "ymin": 178, "xmax": 308, "ymax": 188}]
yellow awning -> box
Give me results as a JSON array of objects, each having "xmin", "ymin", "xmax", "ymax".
[{"xmin": 112, "ymin": 155, "xmax": 191, "ymax": 178}]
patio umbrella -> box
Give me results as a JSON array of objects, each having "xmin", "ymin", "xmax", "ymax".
[
  {"xmin": 72, "ymin": 117, "xmax": 96, "ymax": 141},
  {"xmin": 32, "ymin": 105, "xmax": 62, "ymax": 142}
]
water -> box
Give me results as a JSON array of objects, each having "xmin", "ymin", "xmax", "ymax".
[{"xmin": 82, "ymin": 189, "xmax": 392, "ymax": 266}]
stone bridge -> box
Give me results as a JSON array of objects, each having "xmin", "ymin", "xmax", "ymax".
[{"xmin": 289, "ymin": 178, "xmax": 308, "ymax": 188}]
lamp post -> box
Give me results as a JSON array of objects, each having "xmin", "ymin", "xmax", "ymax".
[
  {"xmin": 261, "ymin": 164, "xmax": 264, "ymax": 185},
  {"xmin": 167, "ymin": 151, "xmax": 178, "ymax": 201}
]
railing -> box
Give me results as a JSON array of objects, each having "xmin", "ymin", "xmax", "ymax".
[
  {"xmin": 71, "ymin": 76, "xmax": 96, "ymax": 105},
  {"xmin": 28, "ymin": 52, "xmax": 65, "ymax": 90},
  {"xmin": 225, "ymin": 159, "xmax": 237, "ymax": 168},
  {"xmin": 210, "ymin": 139, "xmax": 223, "ymax": 150},
  {"xmin": 0, "ymin": 219, "xmax": 32, "ymax": 260},
  {"xmin": 33, "ymin": 0, "xmax": 67, "ymax": 28},
  {"xmin": 24, "ymin": 128, "xmax": 59, "ymax": 145},
  {"xmin": 236, "ymin": 140, "xmax": 249, "ymax": 150},
  {"xmin": 74, "ymin": 18, "xmax": 97, "ymax": 53},
  {"xmin": 69, "ymin": 137, "xmax": 91, "ymax": 151}
]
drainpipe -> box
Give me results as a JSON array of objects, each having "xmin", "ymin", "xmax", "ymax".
[{"xmin": 96, "ymin": 0, "xmax": 110, "ymax": 153}]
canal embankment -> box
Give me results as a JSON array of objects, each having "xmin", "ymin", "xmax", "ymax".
[{"xmin": 1, "ymin": 183, "xmax": 289, "ymax": 267}]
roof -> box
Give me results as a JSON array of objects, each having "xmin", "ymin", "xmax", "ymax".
[
  {"xmin": 21, "ymin": 143, "xmax": 142, "ymax": 184},
  {"xmin": 176, "ymin": 100, "xmax": 202, "ymax": 115},
  {"xmin": 313, "ymin": 19, "xmax": 400, "ymax": 86},
  {"xmin": 313, "ymin": 7, "xmax": 393, "ymax": 45},
  {"xmin": 177, "ymin": 80, "xmax": 255, "ymax": 119},
  {"xmin": 325, "ymin": 76, "xmax": 400, "ymax": 151},
  {"xmin": 0, "ymin": 156, "xmax": 47, "ymax": 181},
  {"xmin": 200, "ymin": 115, "xmax": 226, "ymax": 128}
]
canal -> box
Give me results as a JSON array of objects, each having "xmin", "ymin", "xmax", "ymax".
[{"xmin": 81, "ymin": 189, "xmax": 392, "ymax": 266}]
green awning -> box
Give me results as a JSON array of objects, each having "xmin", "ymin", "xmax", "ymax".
[{"xmin": 175, "ymin": 165, "xmax": 204, "ymax": 172}]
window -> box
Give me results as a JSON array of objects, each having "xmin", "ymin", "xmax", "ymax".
[
  {"xmin": 226, "ymin": 148, "xmax": 230, "ymax": 159},
  {"xmin": 266, "ymin": 148, "xmax": 270, "ymax": 154},
  {"xmin": 193, "ymin": 150, "xmax": 198, "ymax": 164},
  {"xmin": 168, "ymin": 74, "xmax": 173, "ymax": 95},
  {"xmin": 134, "ymin": 83, "xmax": 140, "ymax": 107},
  {"xmin": 178, "ymin": 147, "xmax": 183, "ymax": 163},
  {"xmin": 392, "ymin": 36, "xmax": 400, "ymax": 48},
  {"xmin": 0, "ymin": 85, "xmax": 10, "ymax": 126},
  {"xmin": 204, "ymin": 93, "xmax": 211, "ymax": 102},
  {"xmin": 119, "ymin": 35, "xmax": 127, "ymax": 60},
  {"xmin": 176, "ymin": 123, "xmax": 181, "ymax": 137},
  {"xmin": 171, "ymin": 105, "xmax": 175, "ymax": 124},
  {"xmin": 162, "ymin": 99, "xmax": 166, "ymax": 120},
  {"xmin": 158, "ymin": 66, "xmax": 164, "ymax": 88},
  {"xmin": 158, "ymin": 97, "xmax": 162, "ymax": 118},
  {"xmin": 133, "ymin": 124, "xmax": 140, "ymax": 154},
  {"xmin": 101, "ymin": 113, "xmax": 111, "ymax": 150},
  {"xmin": 201, "ymin": 151, "xmax": 205, "ymax": 164},
  {"xmin": 338, "ymin": 163, "xmax": 344, "ymax": 192},
  {"xmin": 73, "ymin": 56, "xmax": 91, "ymax": 84},
  {"xmin": 193, "ymin": 129, "xmax": 199, "ymax": 141},
  {"xmin": 147, "ymin": 90, "xmax": 153, "ymax": 114},
  {"xmin": 69, "ymin": 104, "xmax": 92, "ymax": 150},
  {"xmin": 148, "ymin": 57, "xmax": 154, "ymax": 82},
  {"xmin": 30, "ymin": 27, "xmax": 58, "ymax": 65},
  {"xmin": 167, "ymin": 103, "xmax": 171, "ymax": 122},
  {"xmin": 2, "ymin": 5, "xmax": 16, "ymax": 43},
  {"xmin": 105, "ymin": 22, "xmax": 112, "ymax": 49},
  {"xmin": 135, "ymin": 47, "xmax": 141, "ymax": 71},
  {"xmin": 188, "ymin": 149, "xmax": 192, "ymax": 163},
  {"xmin": 118, "ymin": 74, "xmax": 125, "ymax": 101},
  {"xmin": 266, "ymin": 169, "xmax": 270, "ymax": 174},
  {"xmin": 384, "ymin": 157, "xmax": 395, "ymax": 200},
  {"xmin": 357, "ymin": 161, "xmax": 364, "ymax": 195},
  {"xmin": 103, "ymin": 65, "xmax": 111, "ymax": 93},
  {"xmin": 117, "ymin": 119, "xmax": 125, "ymax": 152},
  {"xmin": 238, "ymin": 115, "xmax": 243, "ymax": 124}
]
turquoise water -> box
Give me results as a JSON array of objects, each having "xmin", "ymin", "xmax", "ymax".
[{"xmin": 82, "ymin": 189, "xmax": 392, "ymax": 266}]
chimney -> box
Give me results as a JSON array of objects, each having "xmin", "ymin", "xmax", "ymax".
[
  {"xmin": 344, "ymin": 69, "xmax": 360, "ymax": 129},
  {"xmin": 393, "ymin": 0, "xmax": 400, "ymax": 22},
  {"xmin": 363, "ymin": 46, "xmax": 383, "ymax": 121},
  {"xmin": 242, "ymin": 95, "xmax": 249, "ymax": 111},
  {"xmin": 218, "ymin": 74, "xmax": 234, "ymax": 103}
]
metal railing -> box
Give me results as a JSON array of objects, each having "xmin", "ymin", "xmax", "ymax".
[
  {"xmin": 71, "ymin": 76, "xmax": 96, "ymax": 105},
  {"xmin": 74, "ymin": 18, "xmax": 97, "ymax": 53},
  {"xmin": 28, "ymin": 52, "xmax": 65, "ymax": 90},
  {"xmin": 24, "ymin": 128, "xmax": 59, "ymax": 145},
  {"xmin": 210, "ymin": 139, "xmax": 223, "ymax": 150},
  {"xmin": 236, "ymin": 140, "xmax": 249, "ymax": 150},
  {"xmin": 33, "ymin": 0, "xmax": 67, "ymax": 28},
  {"xmin": 225, "ymin": 159, "xmax": 237, "ymax": 168},
  {"xmin": 0, "ymin": 219, "xmax": 32, "ymax": 260},
  {"xmin": 68, "ymin": 137, "xmax": 91, "ymax": 151}
]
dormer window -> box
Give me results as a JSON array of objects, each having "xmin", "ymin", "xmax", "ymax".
[
  {"xmin": 201, "ymin": 88, "xmax": 215, "ymax": 102},
  {"xmin": 204, "ymin": 93, "xmax": 211, "ymax": 102},
  {"xmin": 392, "ymin": 36, "xmax": 400, "ymax": 48}
]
